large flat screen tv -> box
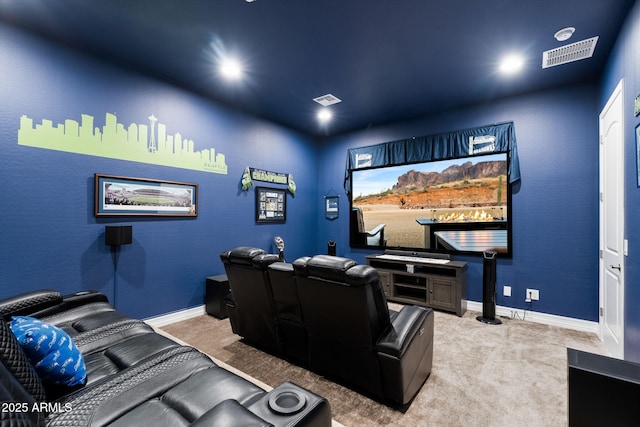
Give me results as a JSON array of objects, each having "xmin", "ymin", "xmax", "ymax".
[{"xmin": 349, "ymin": 151, "xmax": 511, "ymax": 256}]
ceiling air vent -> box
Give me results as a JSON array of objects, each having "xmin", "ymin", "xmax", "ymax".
[
  {"xmin": 313, "ymin": 94, "xmax": 342, "ymax": 106},
  {"xmin": 542, "ymin": 36, "xmax": 599, "ymax": 69}
]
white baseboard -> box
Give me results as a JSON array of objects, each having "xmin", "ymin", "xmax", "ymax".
[
  {"xmin": 143, "ymin": 302, "xmax": 600, "ymax": 337},
  {"xmin": 466, "ymin": 301, "xmax": 600, "ymax": 335},
  {"xmin": 144, "ymin": 304, "xmax": 206, "ymax": 328}
]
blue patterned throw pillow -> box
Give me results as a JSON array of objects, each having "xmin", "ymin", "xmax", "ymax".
[{"xmin": 9, "ymin": 316, "xmax": 86, "ymax": 387}]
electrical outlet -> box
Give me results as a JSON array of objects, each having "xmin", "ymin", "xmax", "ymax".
[
  {"xmin": 503, "ymin": 285, "xmax": 511, "ymax": 297},
  {"xmin": 525, "ymin": 288, "xmax": 539, "ymax": 301}
]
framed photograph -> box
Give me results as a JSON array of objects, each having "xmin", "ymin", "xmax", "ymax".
[
  {"xmin": 255, "ymin": 186, "xmax": 286, "ymax": 223},
  {"xmin": 95, "ymin": 174, "xmax": 197, "ymax": 217}
]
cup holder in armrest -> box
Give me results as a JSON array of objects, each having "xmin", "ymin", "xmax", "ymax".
[{"xmin": 267, "ymin": 386, "xmax": 307, "ymax": 415}]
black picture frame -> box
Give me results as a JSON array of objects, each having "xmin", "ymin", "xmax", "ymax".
[
  {"xmin": 255, "ymin": 186, "xmax": 286, "ymax": 223},
  {"xmin": 95, "ymin": 173, "xmax": 197, "ymax": 217}
]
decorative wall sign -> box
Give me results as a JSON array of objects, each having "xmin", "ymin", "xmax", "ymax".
[
  {"xmin": 241, "ymin": 166, "xmax": 296, "ymax": 195},
  {"xmin": 18, "ymin": 113, "xmax": 227, "ymax": 174},
  {"xmin": 324, "ymin": 195, "xmax": 340, "ymax": 220},
  {"xmin": 95, "ymin": 174, "xmax": 197, "ymax": 217},
  {"xmin": 255, "ymin": 187, "xmax": 286, "ymax": 223}
]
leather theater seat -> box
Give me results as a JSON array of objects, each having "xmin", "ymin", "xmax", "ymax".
[
  {"xmin": 0, "ymin": 289, "xmax": 332, "ymax": 426},
  {"xmin": 0, "ymin": 289, "xmax": 170, "ymax": 387},
  {"xmin": 220, "ymin": 246, "xmax": 282, "ymax": 353},
  {"xmin": 221, "ymin": 247, "xmax": 434, "ymax": 406},
  {"xmin": 293, "ymin": 255, "xmax": 434, "ymax": 405}
]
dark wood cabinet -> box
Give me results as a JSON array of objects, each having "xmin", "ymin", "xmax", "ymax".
[{"xmin": 366, "ymin": 253, "xmax": 467, "ymax": 316}]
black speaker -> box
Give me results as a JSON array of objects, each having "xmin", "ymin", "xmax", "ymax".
[
  {"xmin": 105, "ymin": 225, "xmax": 132, "ymax": 246},
  {"xmin": 205, "ymin": 275, "xmax": 230, "ymax": 319},
  {"xmin": 477, "ymin": 250, "xmax": 501, "ymax": 325},
  {"xmin": 328, "ymin": 240, "xmax": 336, "ymax": 256}
]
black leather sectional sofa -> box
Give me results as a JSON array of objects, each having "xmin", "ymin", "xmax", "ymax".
[
  {"xmin": 220, "ymin": 247, "xmax": 434, "ymax": 406},
  {"xmin": 0, "ymin": 289, "xmax": 331, "ymax": 426}
]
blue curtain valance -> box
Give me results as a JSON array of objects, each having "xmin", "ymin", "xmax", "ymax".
[{"xmin": 344, "ymin": 121, "xmax": 520, "ymax": 196}]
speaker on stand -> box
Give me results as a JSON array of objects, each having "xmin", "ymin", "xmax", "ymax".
[{"xmin": 105, "ymin": 225, "xmax": 132, "ymax": 308}]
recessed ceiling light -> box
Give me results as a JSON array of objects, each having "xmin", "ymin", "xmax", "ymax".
[
  {"xmin": 219, "ymin": 58, "xmax": 243, "ymax": 80},
  {"xmin": 554, "ymin": 27, "xmax": 576, "ymax": 42},
  {"xmin": 317, "ymin": 108, "xmax": 333, "ymax": 123},
  {"xmin": 498, "ymin": 54, "xmax": 524, "ymax": 75}
]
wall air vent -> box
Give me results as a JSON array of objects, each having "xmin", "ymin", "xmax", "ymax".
[
  {"xmin": 313, "ymin": 94, "xmax": 342, "ymax": 106},
  {"xmin": 542, "ymin": 36, "xmax": 599, "ymax": 69}
]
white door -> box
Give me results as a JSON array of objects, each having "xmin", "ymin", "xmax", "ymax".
[{"xmin": 599, "ymin": 79, "xmax": 625, "ymax": 359}]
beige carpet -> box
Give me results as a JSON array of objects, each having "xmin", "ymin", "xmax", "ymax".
[{"xmin": 160, "ymin": 309, "xmax": 606, "ymax": 427}]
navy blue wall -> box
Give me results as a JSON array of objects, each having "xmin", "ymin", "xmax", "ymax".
[
  {"xmin": 1, "ymin": 13, "xmax": 630, "ymax": 329},
  {"xmin": 601, "ymin": 1, "xmax": 640, "ymax": 362},
  {"xmin": 317, "ymin": 83, "xmax": 601, "ymax": 321},
  {"xmin": 0, "ymin": 24, "xmax": 319, "ymax": 318}
]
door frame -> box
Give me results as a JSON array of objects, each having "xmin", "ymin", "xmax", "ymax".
[{"xmin": 599, "ymin": 78, "xmax": 625, "ymax": 358}]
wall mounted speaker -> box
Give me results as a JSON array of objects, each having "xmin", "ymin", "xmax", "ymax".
[{"xmin": 105, "ymin": 225, "xmax": 132, "ymax": 246}]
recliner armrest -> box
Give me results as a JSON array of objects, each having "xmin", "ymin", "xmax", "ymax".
[
  {"xmin": 60, "ymin": 290, "xmax": 109, "ymax": 305},
  {"xmin": 248, "ymin": 381, "xmax": 332, "ymax": 427},
  {"xmin": 0, "ymin": 290, "xmax": 111, "ymax": 321},
  {"xmin": 0, "ymin": 289, "xmax": 62, "ymax": 319},
  {"xmin": 376, "ymin": 306, "xmax": 430, "ymax": 358},
  {"xmin": 43, "ymin": 290, "xmax": 109, "ymax": 316}
]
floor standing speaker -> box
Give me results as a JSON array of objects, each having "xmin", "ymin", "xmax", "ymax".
[{"xmin": 477, "ymin": 250, "xmax": 501, "ymax": 325}]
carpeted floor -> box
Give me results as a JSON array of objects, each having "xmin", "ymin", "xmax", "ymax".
[{"xmin": 160, "ymin": 309, "xmax": 606, "ymax": 427}]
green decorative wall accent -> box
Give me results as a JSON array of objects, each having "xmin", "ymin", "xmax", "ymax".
[{"xmin": 18, "ymin": 113, "xmax": 228, "ymax": 174}]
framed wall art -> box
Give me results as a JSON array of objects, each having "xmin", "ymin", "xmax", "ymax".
[
  {"xmin": 95, "ymin": 174, "xmax": 198, "ymax": 217},
  {"xmin": 324, "ymin": 195, "xmax": 339, "ymax": 220},
  {"xmin": 255, "ymin": 186, "xmax": 286, "ymax": 223}
]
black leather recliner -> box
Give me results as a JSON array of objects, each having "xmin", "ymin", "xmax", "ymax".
[
  {"xmin": 292, "ymin": 255, "xmax": 434, "ymax": 405},
  {"xmin": 221, "ymin": 248, "xmax": 434, "ymax": 406},
  {"xmin": 0, "ymin": 289, "xmax": 332, "ymax": 426},
  {"xmin": 220, "ymin": 246, "xmax": 282, "ymax": 353}
]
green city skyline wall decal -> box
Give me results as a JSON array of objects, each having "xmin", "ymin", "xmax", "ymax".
[{"xmin": 18, "ymin": 112, "xmax": 228, "ymax": 174}]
